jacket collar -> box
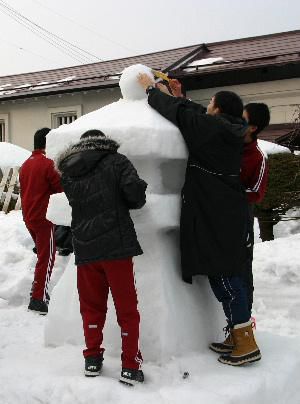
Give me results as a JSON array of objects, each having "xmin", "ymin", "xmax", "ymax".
[
  {"xmin": 32, "ymin": 149, "xmax": 45, "ymax": 155},
  {"xmin": 56, "ymin": 136, "xmax": 120, "ymax": 175}
]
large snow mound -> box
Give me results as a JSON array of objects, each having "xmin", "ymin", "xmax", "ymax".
[
  {"xmin": 46, "ymin": 64, "xmax": 186, "ymax": 162},
  {"xmin": 0, "ymin": 142, "xmax": 30, "ymax": 168},
  {"xmin": 46, "ymin": 98, "xmax": 186, "ymax": 161}
]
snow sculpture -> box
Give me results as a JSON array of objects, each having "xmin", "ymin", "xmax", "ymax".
[{"xmin": 45, "ymin": 64, "xmax": 223, "ymax": 363}]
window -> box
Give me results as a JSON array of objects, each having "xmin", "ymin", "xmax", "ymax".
[
  {"xmin": 52, "ymin": 112, "xmax": 77, "ymax": 128},
  {"xmin": 0, "ymin": 119, "xmax": 6, "ymax": 142},
  {"xmin": 48, "ymin": 105, "xmax": 82, "ymax": 129}
]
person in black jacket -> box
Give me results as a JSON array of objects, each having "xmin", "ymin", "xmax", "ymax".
[
  {"xmin": 138, "ymin": 74, "xmax": 261, "ymax": 367},
  {"xmin": 57, "ymin": 129, "xmax": 147, "ymax": 385}
]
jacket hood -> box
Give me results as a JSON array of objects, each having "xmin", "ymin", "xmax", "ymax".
[
  {"xmin": 216, "ymin": 113, "xmax": 248, "ymax": 140},
  {"xmin": 56, "ymin": 136, "xmax": 120, "ymax": 178}
]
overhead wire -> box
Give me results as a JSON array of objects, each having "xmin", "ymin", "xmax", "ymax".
[
  {"xmin": 1, "ymin": 37, "xmax": 60, "ymax": 65},
  {"xmin": 1, "ymin": 0, "xmax": 101, "ymax": 60},
  {"xmin": 0, "ymin": 0, "xmax": 95, "ymax": 63},
  {"xmin": 0, "ymin": 2, "xmax": 89, "ymax": 64},
  {"xmin": 30, "ymin": 0, "xmax": 136, "ymax": 54},
  {"xmin": 0, "ymin": 0, "xmax": 101, "ymax": 64}
]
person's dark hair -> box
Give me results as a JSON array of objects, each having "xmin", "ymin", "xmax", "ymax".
[
  {"xmin": 244, "ymin": 103, "xmax": 270, "ymax": 139},
  {"xmin": 213, "ymin": 91, "xmax": 243, "ymax": 118},
  {"xmin": 80, "ymin": 129, "xmax": 106, "ymax": 139},
  {"xmin": 34, "ymin": 127, "xmax": 51, "ymax": 150}
]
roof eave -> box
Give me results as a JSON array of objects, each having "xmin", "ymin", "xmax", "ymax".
[{"xmin": 0, "ymin": 80, "xmax": 120, "ymax": 102}]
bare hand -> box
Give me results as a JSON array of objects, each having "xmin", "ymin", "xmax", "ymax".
[
  {"xmin": 138, "ymin": 73, "xmax": 155, "ymax": 90},
  {"xmin": 156, "ymin": 83, "xmax": 171, "ymax": 95},
  {"xmin": 169, "ymin": 79, "xmax": 184, "ymax": 97}
]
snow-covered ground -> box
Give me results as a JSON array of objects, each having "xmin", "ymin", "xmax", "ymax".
[{"xmin": 0, "ymin": 210, "xmax": 300, "ymax": 404}]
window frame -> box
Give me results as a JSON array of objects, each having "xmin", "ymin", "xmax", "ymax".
[
  {"xmin": 48, "ymin": 105, "xmax": 82, "ymax": 129},
  {"xmin": 0, "ymin": 113, "xmax": 9, "ymax": 142}
]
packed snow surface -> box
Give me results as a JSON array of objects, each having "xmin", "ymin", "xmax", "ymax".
[{"xmin": 0, "ymin": 211, "xmax": 300, "ymax": 403}]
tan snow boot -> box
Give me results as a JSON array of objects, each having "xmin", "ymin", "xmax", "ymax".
[
  {"xmin": 209, "ymin": 325, "xmax": 234, "ymax": 354},
  {"xmin": 218, "ymin": 320, "xmax": 261, "ymax": 366}
]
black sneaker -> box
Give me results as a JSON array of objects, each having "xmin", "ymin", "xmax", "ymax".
[
  {"xmin": 85, "ymin": 355, "xmax": 103, "ymax": 377},
  {"xmin": 27, "ymin": 298, "xmax": 48, "ymax": 315},
  {"xmin": 119, "ymin": 368, "xmax": 144, "ymax": 386}
]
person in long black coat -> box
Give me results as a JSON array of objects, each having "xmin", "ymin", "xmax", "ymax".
[{"xmin": 138, "ymin": 74, "xmax": 261, "ymax": 367}]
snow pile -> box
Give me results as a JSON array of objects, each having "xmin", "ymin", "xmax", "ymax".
[
  {"xmin": 0, "ymin": 142, "xmax": 30, "ymax": 168},
  {"xmin": 0, "ymin": 211, "xmax": 68, "ymax": 306},
  {"xmin": 46, "ymin": 65, "xmax": 186, "ymax": 163},
  {"xmin": 253, "ymin": 233, "xmax": 300, "ymax": 337},
  {"xmin": 274, "ymin": 208, "xmax": 300, "ymax": 239},
  {"xmin": 258, "ymin": 139, "xmax": 290, "ymax": 155},
  {"xmin": 46, "ymin": 99, "xmax": 186, "ymax": 162},
  {"xmin": 45, "ymin": 64, "xmax": 222, "ymax": 362}
]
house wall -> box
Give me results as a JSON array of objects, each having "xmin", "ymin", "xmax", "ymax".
[
  {"xmin": 188, "ymin": 77, "xmax": 300, "ymax": 124},
  {"xmin": 1, "ymin": 77, "xmax": 300, "ymax": 151},
  {"xmin": 0, "ymin": 88, "xmax": 121, "ymax": 150}
]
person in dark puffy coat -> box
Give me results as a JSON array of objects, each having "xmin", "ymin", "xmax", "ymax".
[{"xmin": 56, "ymin": 129, "xmax": 147, "ymax": 385}]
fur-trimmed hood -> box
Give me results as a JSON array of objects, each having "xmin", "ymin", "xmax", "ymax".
[{"xmin": 56, "ymin": 135, "xmax": 120, "ymax": 178}]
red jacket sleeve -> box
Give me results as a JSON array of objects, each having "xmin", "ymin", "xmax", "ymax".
[
  {"xmin": 241, "ymin": 144, "xmax": 268, "ymax": 204},
  {"xmin": 245, "ymin": 159, "xmax": 268, "ymax": 203}
]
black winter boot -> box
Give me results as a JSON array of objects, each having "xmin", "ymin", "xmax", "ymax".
[
  {"xmin": 119, "ymin": 368, "xmax": 144, "ymax": 386},
  {"xmin": 84, "ymin": 355, "xmax": 103, "ymax": 377}
]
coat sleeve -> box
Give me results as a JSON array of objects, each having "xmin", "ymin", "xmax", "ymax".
[
  {"xmin": 147, "ymin": 88, "xmax": 213, "ymax": 151},
  {"xmin": 46, "ymin": 160, "xmax": 64, "ymax": 194},
  {"xmin": 116, "ymin": 155, "xmax": 147, "ymax": 209},
  {"xmin": 245, "ymin": 156, "xmax": 268, "ymax": 204}
]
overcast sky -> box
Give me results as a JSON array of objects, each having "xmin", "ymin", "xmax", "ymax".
[{"xmin": 0, "ymin": 0, "xmax": 300, "ymax": 77}]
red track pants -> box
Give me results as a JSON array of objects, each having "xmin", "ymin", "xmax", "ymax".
[
  {"xmin": 26, "ymin": 220, "xmax": 56, "ymax": 302},
  {"xmin": 77, "ymin": 257, "xmax": 143, "ymax": 370}
]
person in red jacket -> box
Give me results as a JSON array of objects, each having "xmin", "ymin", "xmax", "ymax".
[
  {"xmin": 19, "ymin": 128, "xmax": 63, "ymax": 315},
  {"xmin": 241, "ymin": 103, "xmax": 270, "ymax": 313}
]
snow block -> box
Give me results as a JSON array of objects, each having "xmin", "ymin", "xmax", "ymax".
[{"xmin": 44, "ymin": 64, "xmax": 223, "ymax": 363}]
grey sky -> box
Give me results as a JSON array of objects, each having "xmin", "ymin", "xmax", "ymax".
[{"xmin": 0, "ymin": 0, "xmax": 299, "ymax": 77}]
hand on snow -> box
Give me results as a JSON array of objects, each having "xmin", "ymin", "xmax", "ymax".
[
  {"xmin": 169, "ymin": 79, "xmax": 184, "ymax": 97},
  {"xmin": 138, "ymin": 73, "xmax": 155, "ymax": 90}
]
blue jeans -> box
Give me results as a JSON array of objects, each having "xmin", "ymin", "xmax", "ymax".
[{"xmin": 208, "ymin": 275, "xmax": 251, "ymax": 327}]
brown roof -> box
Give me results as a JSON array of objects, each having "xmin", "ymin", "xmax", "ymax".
[
  {"xmin": 0, "ymin": 45, "xmax": 200, "ymax": 100},
  {"xmin": 1, "ymin": 30, "xmax": 300, "ymax": 100},
  {"xmin": 179, "ymin": 30, "xmax": 300, "ymax": 74},
  {"xmin": 258, "ymin": 124, "xmax": 294, "ymax": 143}
]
